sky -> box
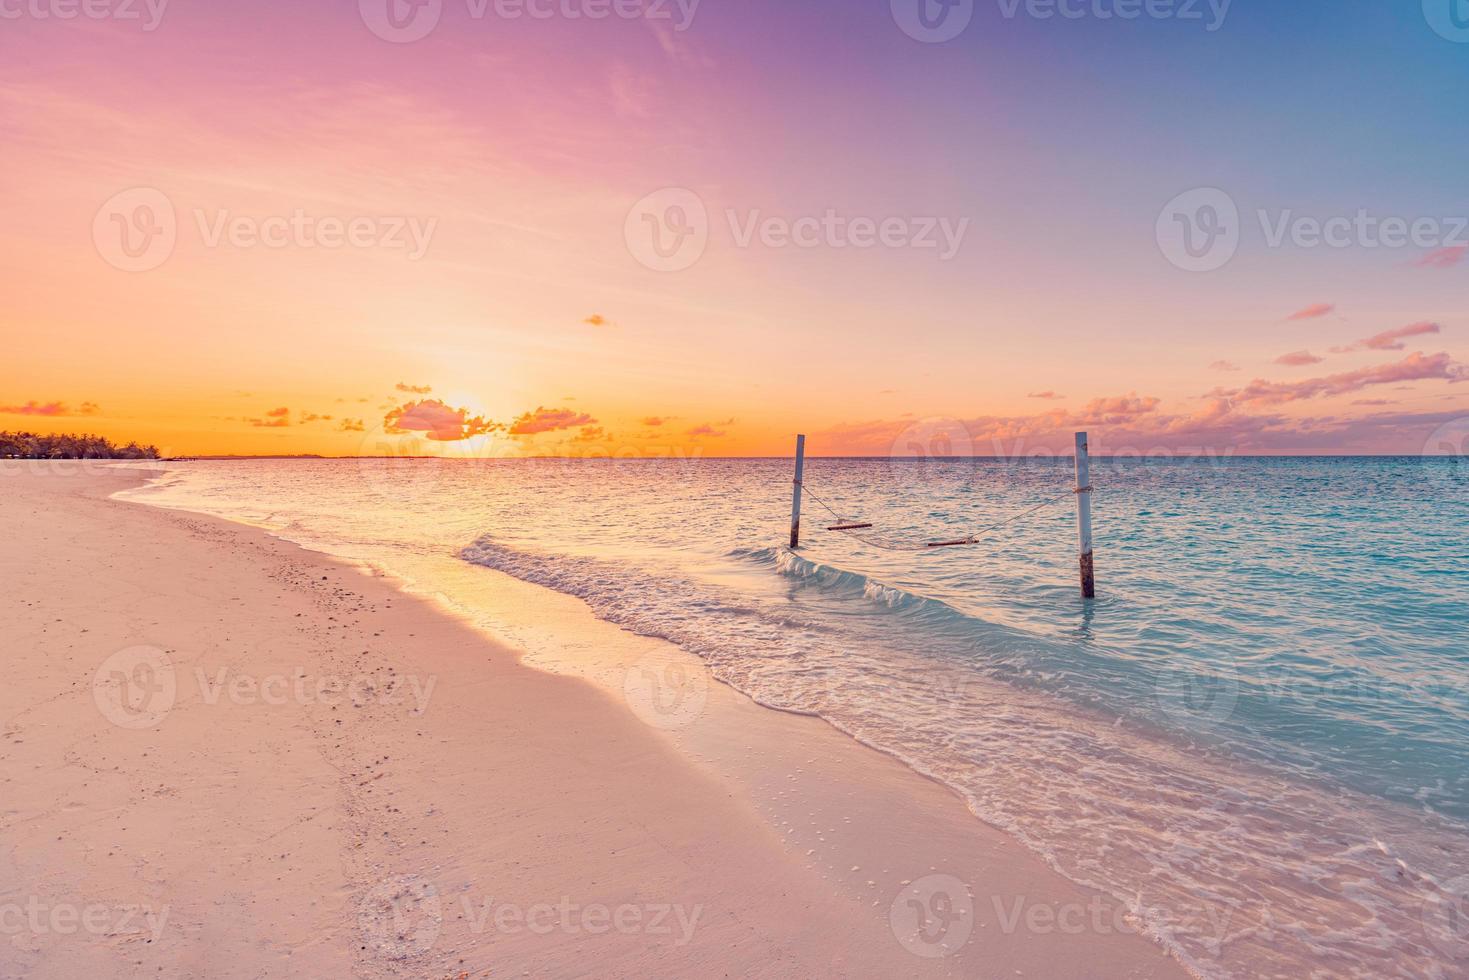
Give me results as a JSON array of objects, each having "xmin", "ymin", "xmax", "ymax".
[{"xmin": 2, "ymin": 0, "xmax": 1467, "ymax": 457}]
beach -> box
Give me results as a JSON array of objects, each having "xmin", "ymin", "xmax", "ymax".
[{"xmin": 0, "ymin": 462, "xmax": 1189, "ymax": 979}]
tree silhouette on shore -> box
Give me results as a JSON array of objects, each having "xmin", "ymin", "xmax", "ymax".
[{"xmin": 0, "ymin": 431, "xmax": 160, "ymax": 459}]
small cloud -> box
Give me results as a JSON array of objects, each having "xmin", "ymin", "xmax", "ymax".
[
  {"xmin": 1331, "ymin": 322, "xmax": 1442, "ymax": 354},
  {"xmin": 338, "ymin": 418, "xmax": 365, "ymax": 432},
  {"xmin": 1287, "ymin": 303, "xmax": 1335, "ymax": 321},
  {"xmin": 396, "ymin": 383, "xmax": 433, "ymax": 394},
  {"xmin": 249, "ymin": 416, "xmax": 291, "ymax": 428},
  {"xmin": 1351, "ymin": 399, "xmax": 1394, "ymax": 407},
  {"xmin": 570, "ymin": 425, "xmax": 608, "ymax": 443},
  {"xmin": 0, "ymin": 400, "xmax": 93, "ymax": 417},
  {"xmin": 299, "ymin": 413, "xmax": 334, "ymax": 424},
  {"xmin": 1027, "ymin": 391, "xmax": 1064, "ymax": 400},
  {"xmin": 641, "ymin": 416, "xmax": 669, "ymax": 427},
  {"xmin": 508, "ymin": 406, "xmax": 597, "ymax": 436},
  {"xmin": 1275, "ymin": 350, "xmax": 1323, "ymax": 366},
  {"xmin": 584, "ymin": 314, "xmax": 607, "ymax": 327},
  {"xmin": 1209, "ymin": 361, "xmax": 1240, "ymax": 372},
  {"xmin": 686, "ymin": 423, "xmax": 727, "ymax": 437},
  {"xmin": 386, "ymin": 399, "xmax": 500, "ymax": 441},
  {"xmin": 265, "ymin": 406, "xmax": 290, "ymax": 418},
  {"xmin": 1412, "ymin": 245, "xmax": 1467, "ymax": 269}
]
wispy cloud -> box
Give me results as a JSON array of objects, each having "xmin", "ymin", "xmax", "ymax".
[
  {"xmin": 1219, "ymin": 351, "xmax": 1462, "ymax": 406},
  {"xmin": 338, "ymin": 418, "xmax": 365, "ymax": 432},
  {"xmin": 508, "ymin": 406, "xmax": 596, "ymax": 435},
  {"xmin": 584, "ymin": 314, "xmax": 607, "ymax": 327},
  {"xmin": 1275, "ymin": 350, "xmax": 1323, "ymax": 366},
  {"xmin": 0, "ymin": 400, "xmax": 98, "ymax": 416},
  {"xmin": 1330, "ymin": 322, "xmax": 1442, "ymax": 354},
  {"xmin": 1412, "ymin": 245, "xmax": 1467, "ymax": 269},
  {"xmin": 1027, "ymin": 391, "xmax": 1064, "ymax": 400},
  {"xmin": 395, "ymin": 383, "xmax": 433, "ymax": 394},
  {"xmin": 1287, "ymin": 303, "xmax": 1335, "ymax": 321},
  {"xmin": 1209, "ymin": 360, "xmax": 1240, "ymax": 372},
  {"xmin": 687, "ymin": 422, "xmax": 727, "ymax": 437}
]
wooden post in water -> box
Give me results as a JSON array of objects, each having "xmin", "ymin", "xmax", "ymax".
[
  {"xmin": 790, "ymin": 434, "xmax": 806, "ymax": 549},
  {"xmin": 1074, "ymin": 431, "xmax": 1096, "ymax": 598}
]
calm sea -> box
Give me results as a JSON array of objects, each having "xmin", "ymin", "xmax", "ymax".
[{"xmin": 119, "ymin": 455, "xmax": 1469, "ymax": 979}]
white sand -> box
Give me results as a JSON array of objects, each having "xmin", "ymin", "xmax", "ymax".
[{"xmin": 0, "ymin": 463, "xmax": 1190, "ymax": 979}]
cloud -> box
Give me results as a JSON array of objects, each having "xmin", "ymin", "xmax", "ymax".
[
  {"xmin": 338, "ymin": 418, "xmax": 365, "ymax": 432},
  {"xmin": 507, "ymin": 407, "xmax": 596, "ymax": 436},
  {"xmin": 584, "ymin": 314, "xmax": 607, "ymax": 327},
  {"xmin": 1287, "ymin": 303, "xmax": 1335, "ymax": 321},
  {"xmin": 250, "ymin": 415, "xmax": 291, "ymax": 428},
  {"xmin": 641, "ymin": 416, "xmax": 669, "ymax": 427},
  {"xmin": 570, "ymin": 426, "xmax": 608, "ymax": 443},
  {"xmin": 0, "ymin": 400, "xmax": 97, "ymax": 416},
  {"xmin": 299, "ymin": 412, "xmax": 334, "ymax": 424},
  {"xmin": 1074, "ymin": 394, "xmax": 1161, "ymax": 423},
  {"xmin": 1331, "ymin": 322, "xmax": 1442, "ymax": 354},
  {"xmin": 1275, "ymin": 350, "xmax": 1323, "ymax": 366},
  {"xmin": 1209, "ymin": 361, "xmax": 1240, "ymax": 372},
  {"xmin": 396, "ymin": 383, "xmax": 433, "ymax": 394},
  {"xmin": 686, "ymin": 423, "xmax": 727, "ymax": 437},
  {"xmin": 1218, "ymin": 352, "xmax": 1463, "ymax": 406},
  {"xmin": 385, "ymin": 399, "xmax": 500, "ymax": 441},
  {"xmin": 1350, "ymin": 399, "xmax": 1394, "ymax": 407},
  {"xmin": 1028, "ymin": 391, "xmax": 1064, "ymax": 400},
  {"xmin": 265, "ymin": 406, "xmax": 290, "ymax": 418},
  {"xmin": 1412, "ymin": 245, "xmax": 1467, "ymax": 269}
]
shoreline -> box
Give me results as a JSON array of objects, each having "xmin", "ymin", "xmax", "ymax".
[{"xmin": 2, "ymin": 462, "xmax": 1189, "ymax": 978}]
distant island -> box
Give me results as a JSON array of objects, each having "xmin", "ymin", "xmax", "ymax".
[{"xmin": 0, "ymin": 431, "xmax": 160, "ymax": 459}]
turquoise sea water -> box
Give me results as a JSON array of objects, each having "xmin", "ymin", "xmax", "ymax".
[{"xmin": 121, "ymin": 455, "xmax": 1469, "ymax": 979}]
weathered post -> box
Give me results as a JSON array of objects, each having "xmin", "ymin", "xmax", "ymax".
[
  {"xmin": 1074, "ymin": 431, "xmax": 1095, "ymax": 598},
  {"xmin": 790, "ymin": 434, "xmax": 806, "ymax": 548}
]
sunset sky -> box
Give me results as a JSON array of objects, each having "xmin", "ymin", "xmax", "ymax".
[{"xmin": 3, "ymin": 0, "xmax": 1466, "ymax": 456}]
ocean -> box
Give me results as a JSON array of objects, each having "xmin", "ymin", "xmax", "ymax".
[{"xmin": 117, "ymin": 454, "xmax": 1469, "ymax": 979}]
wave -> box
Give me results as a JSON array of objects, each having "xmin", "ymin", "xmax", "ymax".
[{"xmin": 459, "ymin": 534, "xmax": 1469, "ymax": 980}]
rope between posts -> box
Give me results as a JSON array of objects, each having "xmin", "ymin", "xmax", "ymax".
[{"xmin": 795, "ymin": 479, "xmax": 1081, "ymax": 553}]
